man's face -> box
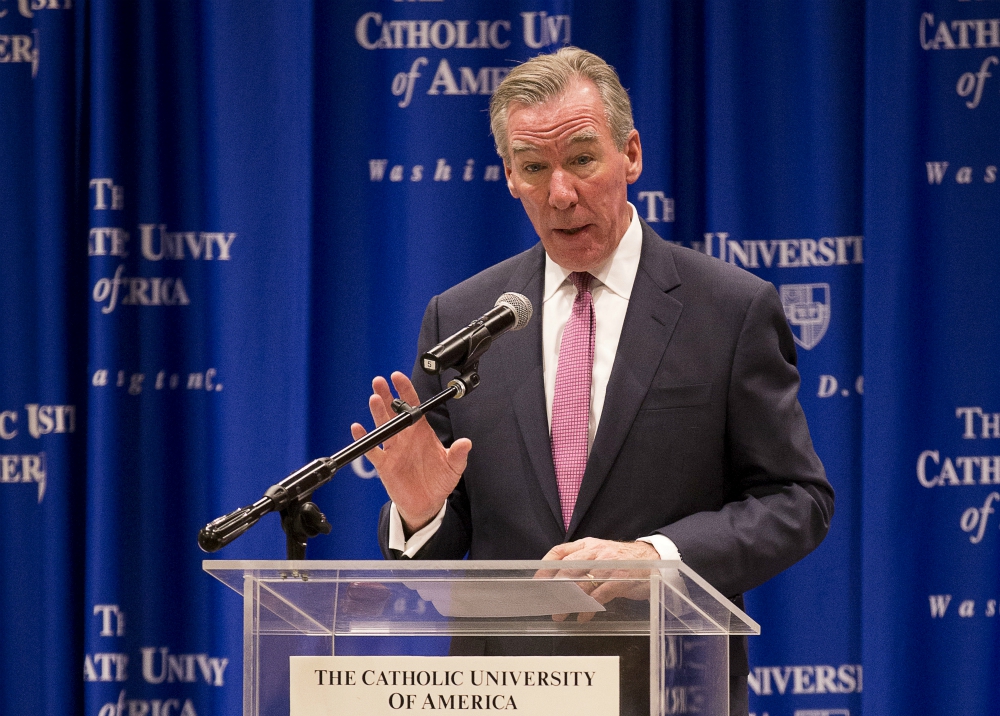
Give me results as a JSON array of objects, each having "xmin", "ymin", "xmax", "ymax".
[{"xmin": 503, "ymin": 78, "xmax": 642, "ymax": 273}]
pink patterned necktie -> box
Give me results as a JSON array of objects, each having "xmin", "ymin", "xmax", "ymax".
[{"xmin": 551, "ymin": 271, "xmax": 596, "ymax": 530}]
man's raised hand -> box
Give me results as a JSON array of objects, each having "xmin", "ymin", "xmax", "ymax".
[{"xmin": 350, "ymin": 371, "xmax": 471, "ymax": 534}]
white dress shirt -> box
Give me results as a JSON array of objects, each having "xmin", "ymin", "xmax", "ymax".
[{"xmin": 390, "ymin": 204, "xmax": 680, "ymax": 561}]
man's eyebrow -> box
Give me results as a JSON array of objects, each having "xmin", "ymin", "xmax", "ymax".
[
  {"xmin": 510, "ymin": 131, "xmax": 599, "ymax": 154},
  {"xmin": 568, "ymin": 130, "xmax": 599, "ymax": 144}
]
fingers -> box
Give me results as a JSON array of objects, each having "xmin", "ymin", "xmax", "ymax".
[
  {"xmin": 370, "ymin": 378, "xmax": 395, "ymax": 427},
  {"xmin": 533, "ymin": 567, "xmax": 560, "ymax": 581},
  {"xmin": 369, "ymin": 373, "xmax": 426, "ymax": 431},
  {"xmin": 350, "ymin": 423, "xmax": 384, "ymax": 466},
  {"xmin": 539, "ymin": 541, "xmax": 594, "ymax": 588},
  {"xmin": 390, "ymin": 371, "xmax": 422, "ymax": 406},
  {"xmin": 543, "ymin": 539, "xmax": 601, "ymax": 562},
  {"xmin": 573, "ymin": 577, "xmax": 639, "ymax": 621},
  {"xmin": 542, "ymin": 542, "xmax": 576, "ymax": 561},
  {"xmin": 587, "ymin": 581, "xmax": 620, "ymax": 606},
  {"xmin": 549, "ymin": 581, "xmax": 613, "ymax": 624},
  {"xmin": 446, "ymin": 437, "xmax": 473, "ymax": 475}
]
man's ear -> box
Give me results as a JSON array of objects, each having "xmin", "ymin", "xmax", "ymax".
[
  {"xmin": 624, "ymin": 129, "xmax": 643, "ymax": 184},
  {"xmin": 504, "ymin": 161, "xmax": 520, "ymax": 198}
]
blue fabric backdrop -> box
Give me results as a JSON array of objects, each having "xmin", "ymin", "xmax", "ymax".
[
  {"xmin": 863, "ymin": 1, "xmax": 1000, "ymax": 714},
  {"xmin": 0, "ymin": 1, "xmax": 992, "ymax": 715}
]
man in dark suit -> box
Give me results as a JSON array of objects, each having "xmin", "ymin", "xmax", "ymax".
[{"xmin": 351, "ymin": 47, "xmax": 833, "ymax": 716}]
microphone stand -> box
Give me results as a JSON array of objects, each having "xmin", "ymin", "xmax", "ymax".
[{"xmin": 198, "ymin": 363, "xmax": 482, "ymax": 560}]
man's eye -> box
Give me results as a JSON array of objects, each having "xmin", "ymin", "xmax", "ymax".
[
  {"xmin": 523, "ymin": 163, "xmax": 543, "ymax": 173},
  {"xmin": 576, "ymin": 155, "xmax": 593, "ymax": 166}
]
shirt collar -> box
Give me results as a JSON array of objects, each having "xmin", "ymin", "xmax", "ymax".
[{"xmin": 543, "ymin": 202, "xmax": 643, "ymax": 302}]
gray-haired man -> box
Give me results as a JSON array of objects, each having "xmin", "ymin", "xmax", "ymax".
[{"xmin": 354, "ymin": 47, "xmax": 834, "ymax": 716}]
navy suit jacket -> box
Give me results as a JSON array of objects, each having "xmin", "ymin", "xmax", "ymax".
[{"xmin": 378, "ymin": 220, "xmax": 834, "ymax": 714}]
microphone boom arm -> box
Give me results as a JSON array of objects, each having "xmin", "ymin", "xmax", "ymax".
[{"xmin": 198, "ymin": 364, "xmax": 482, "ymax": 557}]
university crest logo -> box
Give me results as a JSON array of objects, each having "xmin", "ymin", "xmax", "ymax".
[{"xmin": 780, "ymin": 283, "xmax": 830, "ymax": 350}]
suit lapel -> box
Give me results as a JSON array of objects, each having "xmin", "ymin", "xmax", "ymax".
[
  {"xmin": 567, "ymin": 224, "xmax": 683, "ymax": 537},
  {"xmin": 495, "ymin": 245, "xmax": 564, "ymax": 532}
]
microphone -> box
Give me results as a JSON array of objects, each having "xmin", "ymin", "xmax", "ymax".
[{"xmin": 420, "ymin": 293, "xmax": 533, "ymax": 375}]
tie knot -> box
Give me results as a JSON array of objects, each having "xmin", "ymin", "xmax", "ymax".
[{"xmin": 569, "ymin": 271, "xmax": 592, "ymax": 295}]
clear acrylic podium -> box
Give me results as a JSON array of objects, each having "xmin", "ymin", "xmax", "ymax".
[{"xmin": 205, "ymin": 560, "xmax": 759, "ymax": 716}]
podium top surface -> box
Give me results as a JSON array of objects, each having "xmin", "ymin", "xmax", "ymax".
[{"xmin": 204, "ymin": 559, "xmax": 760, "ymax": 637}]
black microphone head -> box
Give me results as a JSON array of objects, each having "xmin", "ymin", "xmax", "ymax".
[
  {"xmin": 495, "ymin": 292, "xmax": 532, "ymax": 330},
  {"xmin": 198, "ymin": 526, "xmax": 223, "ymax": 553}
]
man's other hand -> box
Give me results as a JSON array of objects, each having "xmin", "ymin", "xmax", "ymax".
[
  {"xmin": 542, "ymin": 537, "xmax": 659, "ymax": 562},
  {"xmin": 538, "ymin": 538, "xmax": 660, "ymax": 622}
]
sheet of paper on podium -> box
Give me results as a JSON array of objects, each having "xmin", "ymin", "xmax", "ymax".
[{"xmin": 402, "ymin": 579, "xmax": 605, "ymax": 617}]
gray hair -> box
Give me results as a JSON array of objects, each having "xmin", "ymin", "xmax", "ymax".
[{"xmin": 489, "ymin": 46, "xmax": 634, "ymax": 162}]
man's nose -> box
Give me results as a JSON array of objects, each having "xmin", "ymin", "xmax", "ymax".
[{"xmin": 548, "ymin": 169, "xmax": 578, "ymax": 210}]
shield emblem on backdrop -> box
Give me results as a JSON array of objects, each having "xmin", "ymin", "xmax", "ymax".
[{"xmin": 780, "ymin": 283, "xmax": 831, "ymax": 350}]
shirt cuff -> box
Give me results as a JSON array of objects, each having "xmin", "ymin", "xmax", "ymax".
[
  {"xmin": 637, "ymin": 534, "xmax": 681, "ymax": 561},
  {"xmin": 388, "ymin": 501, "xmax": 448, "ymax": 558}
]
